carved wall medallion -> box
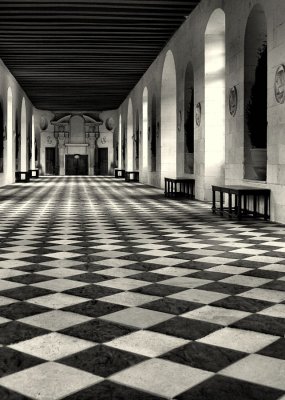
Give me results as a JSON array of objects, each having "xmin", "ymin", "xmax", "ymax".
[
  {"xmin": 275, "ymin": 64, "xmax": 285, "ymax": 104},
  {"xmin": 229, "ymin": 86, "xmax": 238, "ymax": 116},
  {"xmin": 195, "ymin": 102, "xmax": 201, "ymax": 126},
  {"xmin": 40, "ymin": 116, "xmax": 48, "ymax": 131},
  {"xmin": 105, "ymin": 117, "xmax": 115, "ymax": 131}
]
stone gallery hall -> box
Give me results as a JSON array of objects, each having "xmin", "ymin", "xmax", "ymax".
[{"xmin": 0, "ymin": 0, "xmax": 284, "ymax": 399}]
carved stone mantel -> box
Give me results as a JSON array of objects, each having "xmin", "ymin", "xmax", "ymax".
[{"xmin": 51, "ymin": 114, "xmax": 103, "ymax": 175}]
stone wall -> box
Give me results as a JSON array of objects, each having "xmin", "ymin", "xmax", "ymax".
[{"xmin": 118, "ymin": 0, "xmax": 285, "ymax": 223}]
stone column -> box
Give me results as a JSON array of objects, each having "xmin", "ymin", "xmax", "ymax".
[
  {"xmin": 87, "ymin": 132, "xmax": 96, "ymax": 175},
  {"xmin": 58, "ymin": 132, "xmax": 66, "ymax": 176}
]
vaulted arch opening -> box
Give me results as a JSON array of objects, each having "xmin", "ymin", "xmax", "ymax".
[
  {"xmin": 244, "ymin": 5, "xmax": 267, "ymax": 181},
  {"xmin": 142, "ymin": 87, "xmax": 148, "ymax": 172},
  {"xmin": 150, "ymin": 94, "xmax": 157, "ymax": 172},
  {"xmin": 184, "ymin": 61, "xmax": 195, "ymax": 174}
]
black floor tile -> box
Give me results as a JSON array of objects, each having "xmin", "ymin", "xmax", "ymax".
[
  {"xmin": 151, "ymin": 317, "xmax": 221, "ymax": 340},
  {"xmin": 63, "ymin": 300, "xmax": 126, "ymax": 317},
  {"xmin": 258, "ymin": 338, "xmax": 285, "ymax": 359},
  {"xmin": 5, "ymin": 274, "xmax": 52, "ymax": 285},
  {"xmin": 60, "ymin": 319, "xmax": 136, "ymax": 343},
  {"xmin": 198, "ymin": 282, "xmax": 248, "ymax": 295},
  {"xmin": 68, "ymin": 273, "xmax": 109, "ymax": 283},
  {"xmin": 132, "ymin": 284, "xmax": 186, "ymax": 297},
  {"xmin": 212, "ymin": 296, "xmax": 273, "ymax": 313},
  {"xmin": 0, "ymin": 321, "xmax": 48, "ymax": 345},
  {"xmin": 0, "ymin": 347, "xmax": 44, "ymax": 377},
  {"xmin": 161, "ymin": 341, "xmax": 246, "ymax": 372},
  {"xmin": 59, "ymin": 344, "xmax": 146, "ymax": 377},
  {"xmin": 0, "ymin": 286, "xmax": 54, "ymax": 301},
  {"xmin": 231, "ymin": 314, "xmax": 285, "ymax": 337},
  {"xmin": 0, "ymin": 386, "xmax": 33, "ymax": 400},
  {"xmin": 176, "ymin": 375, "xmax": 284, "ymax": 400},
  {"xmin": 141, "ymin": 298, "xmax": 202, "ymax": 315},
  {"xmin": 63, "ymin": 284, "xmax": 121, "ymax": 299},
  {"xmin": 0, "ymin": 302, "xmax": 49, "ymax": 320},
  {"xmin": 63, "ymin": 381, "xmax": 163, "ymax": 400}
]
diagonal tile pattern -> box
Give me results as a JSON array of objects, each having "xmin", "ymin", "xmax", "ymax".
[{"xmin": 0, "ymin": 176, "xmax": 284, "ymax": 399}]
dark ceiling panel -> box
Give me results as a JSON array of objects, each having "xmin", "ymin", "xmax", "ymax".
[{"xmin": 0, "ymin": 1, "xmax": 200, "ymax": 111}]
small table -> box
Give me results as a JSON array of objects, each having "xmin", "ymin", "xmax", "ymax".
[
  {"xmin": 212, "ymin": 185, "xmax": 270, "ymax": 220},
  {"xmin": 164, "ymin": 178, "xmax": 195, "ymax": 199},
  {"xmin": 115, "ymin": 169, "xmax": 125, "ymax": 178},
  {"xmin": 125, "ymin": 171, "xmax": 139, "ymax": 182}
]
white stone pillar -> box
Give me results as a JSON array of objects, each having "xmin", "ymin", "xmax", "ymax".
[{"xmin": 31, "ymin": 115, "xmax": 36, "ymax": 170}]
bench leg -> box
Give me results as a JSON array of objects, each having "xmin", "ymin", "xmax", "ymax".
[
  {"xmin": 228, "ymin": 193, "xmax": 232, "ymax": 219},
  {"xmin": 237, "ymin": 194, "xmax": 242, "ymax": 220},
  {"xmin": 220, "ymin": 191, "xmax": 224, "ymax": 216},
  {"xmin": 264, "ymin": 195, "xmax": 269, "ymax": 221},
  {"xmin": 212, "ymin": 189, "xmax": 216, "ymax": 213}
]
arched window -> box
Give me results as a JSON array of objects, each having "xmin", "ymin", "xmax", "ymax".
[
  {"xmin": 184, "ymin": 62, "xmax": 194, "ymax": 174},
  {"xmin": 142, "ymin": 87, "xmax": 148, "ymax": 170},
  {"xmin": 6, "ymin": 87, "xmax": 13, "ymax": 182},
  {"xmin": 161, "ymin": 50, "xmax": 177, "ymax": 185},
  {"xmin": 20, "ymin": 98, "xmax": 27, "ymax": 172},
  {"xmin": 244, "ymin": 5, "xmax": 267, "ymax": 181},
  {"xmin": 205, "ymin": 9, "xmax": 226, "ymax": 199},
  {"xmin": 122, "ymin": 121, "xmax": 126, "ymax": 169},
  {"xmin": 126, "ymin": 98, "xmax": 133, "ymax": 171},
  {"xmin": 151, "ymin": 94, "xmax": 157, "ymax": 172}
]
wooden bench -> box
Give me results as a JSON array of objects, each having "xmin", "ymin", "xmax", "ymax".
[
  {"xmin": 125, "ymin": 171, "xmax": 139, "ymax": 182},
  {"xmin": 212, "ymin": 185, "xmax": 270, "ymax": 220},
  {"xmin": 29, "ymin": 169, "xmax": 39, "ymax": 179},
  {"xmin": 15, "ymin": 171, "xmax": 30, "ymax": 183},
  {"xmin": 114, "ymin": 169, "xmax": 125, "ymax": 178},
  {"xmin": 164, "ymin": 177, "xmax": 195, "ymax": 199}
]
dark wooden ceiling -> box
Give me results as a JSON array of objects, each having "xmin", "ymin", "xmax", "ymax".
[{"xmin": 0, "ymin": 1, "xmax": 200, "ymax": 111}]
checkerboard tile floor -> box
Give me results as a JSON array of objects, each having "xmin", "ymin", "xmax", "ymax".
[{"xmin": 0, "ymin": 176, "xmax": 284, "ymax": 399}]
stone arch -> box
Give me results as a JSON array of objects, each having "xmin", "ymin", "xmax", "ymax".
[
  {"xmin": 142, "ymin": 87, "xmax": 148, "ymax": 171},
  {"xmin": 244, "ymin": 4, "xmax": 267, "ymax": 181},
  {"xmin": 184, "ymin": 61, "xmax": 195, "ymax": 174}
]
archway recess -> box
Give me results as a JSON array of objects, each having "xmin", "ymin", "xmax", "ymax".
[
  {"xmin": 244, "ymin": 5, "xmax": 267, "ymax": 181},
  {"xmin": 161, "ymin": 50, "xmax": 177, "ymax": 186},
  {"xmin": 142, "ymin": 87, "xmax": 148, "ymax": 172},
  {"xmin": 184, "ymin": 62, "xmax": 195, "ymax": 174},
  {"xmin": 204, "ymin": 9, "xmax": 226, "ymax": 199}
]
